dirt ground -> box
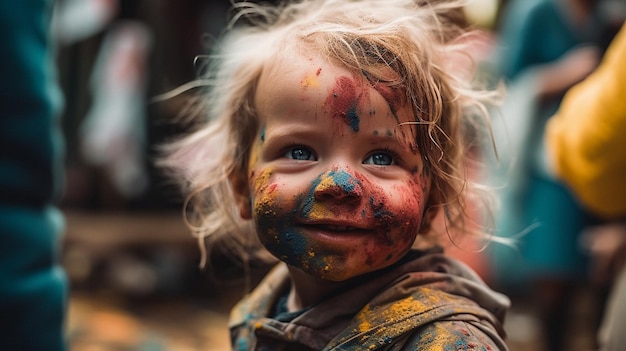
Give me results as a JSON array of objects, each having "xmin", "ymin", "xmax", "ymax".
[{"xmin": 67, "ymin": 293, "xmax": 231, "ymax": 351}]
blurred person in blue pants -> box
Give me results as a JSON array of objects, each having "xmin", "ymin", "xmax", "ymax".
[
  {"xmin": 0, "ymin": 0, "xmax": 68, "ymax": 350},
  {"xmin": 489, "ymin": 0, "xmax": 618, "ymax": 349},
  {"xmin": 546, "ymin": 22, "xmax": 626, "ymax": 351}
]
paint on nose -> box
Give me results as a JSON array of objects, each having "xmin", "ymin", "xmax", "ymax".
[
  {"xmin": 301, "ymin": 169, "xmax": 363, "ymax": 218},
  {"xmin": 320, "ymin": 169, "xmax": 362, "ymax": 196}
]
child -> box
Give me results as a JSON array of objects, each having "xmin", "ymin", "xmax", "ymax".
[{"xmin": 162, "ymin": 0, "xmax": 510, "ymax": 349}]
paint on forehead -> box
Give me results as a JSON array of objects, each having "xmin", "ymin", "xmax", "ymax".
[
  {"xmin": 325, "ymin": 76, "xmax": 364, "ymax": 132},
  {"xmin": 301, "ymin": 74, "xmax": 320, "ymax": 88},
  {"xmin": 371, "ymin": 81, "xmax": 403, "ymax": 118},
  {"xmin": 300, "ymin": 66, "xmax": 323, "ymax": 89}
]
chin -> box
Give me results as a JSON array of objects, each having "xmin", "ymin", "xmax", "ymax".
[{"xmin": 300, "ymin": 260, "xmax": 378, "ymax": 282}]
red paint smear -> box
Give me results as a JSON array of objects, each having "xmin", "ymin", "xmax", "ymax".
[
  {"xmin": 326, "ymin": 76, "xmax": 357, "ymax": 113},
  {"xmin": 316, "ymin": 67, "xmax": 322, "ymax": 76},
  {"xmin": 371, "ymin": 82, "xmax": 402, "ymax": 114},
  {"xmin": 269, "ymin": 184, "xmax": 278, "ymax": 193},
  {"xmin": 325, "ymin": 76, "xmax": 364, "ymax": 130}
]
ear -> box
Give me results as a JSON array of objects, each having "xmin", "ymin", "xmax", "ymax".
[{"xmin": 229, "ymin": 168, "xmax": 252, "ymax": 220}]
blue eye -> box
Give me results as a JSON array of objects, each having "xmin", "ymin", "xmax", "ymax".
[
  {"xmin": 363, "ymin": 152, "xmax": 395, "ymax": 166},
  {"xmin": 284, "ymin": 147, "xmax": 316, "ymax": 161}
]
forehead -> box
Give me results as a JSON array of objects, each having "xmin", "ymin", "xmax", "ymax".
[
  {"xmin": 255, "ymin": 49, "xmax": 412, "ymax": 125},
  {"xmin": 255, "ymin": 49, "xmax": 344, "ymax": 104}
]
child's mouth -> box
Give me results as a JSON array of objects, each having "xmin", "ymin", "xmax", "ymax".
[
  {"xmin": 315, "ymin": 224, "xmax": 359, "ymax": 232},
  {"xmin": 300, "ymin": 221, "xmax": 370, "ymax": 236}
]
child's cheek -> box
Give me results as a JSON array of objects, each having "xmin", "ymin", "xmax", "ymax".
[
  {"xmin": 250, "ymin": 168, "xmax": 275, "ymax": 197},
  {"xmin": 388, "ymin": 178, "xmax": 430, "ymax": 233},
  {"xmin": 250, "ymin": 168, "xmax": 283, "ymax": 232},
  {"xmin": 368, "ymin": 179, "xmax": 429, "ymax": 258},
  {"xmin": 253, "ymin": 176, "xmax": 315, "ymax": 269},
  {"xmin": 251, "ymin": 180, "xmax": 280, "ymax": 238}
]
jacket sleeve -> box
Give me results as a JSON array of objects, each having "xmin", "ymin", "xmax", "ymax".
[
  {"xmin": 401, "ymin": 320, "xmax": 509, "ymax": 351},
  {"xmin": 0, "ymin": 0, "xmax": 68, "ymax": 350},
  {"xmin": 545, "ymin": 23, "xmax": 626, "ymax": 219}
]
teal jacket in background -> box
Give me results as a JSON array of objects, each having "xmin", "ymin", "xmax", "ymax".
[{"xmin": 0, "ymin": 0, "xmax": 68, "ymax": 350}]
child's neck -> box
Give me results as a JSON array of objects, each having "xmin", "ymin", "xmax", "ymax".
[{"xmin": 286, "ymin": 266, "xmax": 357, "ymax": 312}]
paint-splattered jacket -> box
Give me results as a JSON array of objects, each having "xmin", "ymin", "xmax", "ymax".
[{"xmin": 229, "ymin": 249, "xmax": 510, "ymax": 350}]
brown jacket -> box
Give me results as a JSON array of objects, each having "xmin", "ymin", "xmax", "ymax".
[{"xmin": 229, "ymin": 249, "xmax": 510, "ymax": 350}]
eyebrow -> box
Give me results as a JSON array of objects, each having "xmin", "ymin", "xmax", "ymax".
[
  {"xmin": 262, "ymin": 124, "xmax": 325, "ymax": 142},
  {"xmin": 368, "ymin": 128, "xmax": 420, "ymax": 153}
]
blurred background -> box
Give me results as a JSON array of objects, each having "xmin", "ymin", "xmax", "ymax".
[{"xmin": 52, "ymin": 0, "xmax": 625, "ymax": 350}]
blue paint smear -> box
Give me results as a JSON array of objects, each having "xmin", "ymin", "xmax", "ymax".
[
  {"xmin": 330, "ymin": 169, "xmax": 357, "ymax": 193},
  {"xmin": 374, "ymin": 209, "xmax": 393, "ymax": 219},
  {"xmin": 346, "ymin": 107, "xmax": 360, "ymax": 132},
  {"xmin": 282, "ymin": 229, "xmax": 307, "ymax": 256},
  {"xmin": 300, "ymin": 170, "xmax": 362, "ymax": 217},
  {"xmin": 301, "ymin": 177, "xmax": 322, "ymax": 216}
]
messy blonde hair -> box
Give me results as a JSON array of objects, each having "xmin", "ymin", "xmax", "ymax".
[{"xmin": 161, "ymin": 0, "xmax": 501, "ymax": 269}]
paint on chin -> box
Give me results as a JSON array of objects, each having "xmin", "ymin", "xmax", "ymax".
[
  {"xmin": 256, "ymin": 211, "xmax": 343, "ymax": 279},
  {"xmin": 325, "ymin": 76, "xmax": 366, "ymax": 132}
]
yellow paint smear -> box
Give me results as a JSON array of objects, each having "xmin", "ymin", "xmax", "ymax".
[
  {"xmin": 307, "ymin": 175, "xmax": 337, "ymax": 219},
  {"xmin": 300, "ymin": 75, "xmax": 320, "ymax": 88}
]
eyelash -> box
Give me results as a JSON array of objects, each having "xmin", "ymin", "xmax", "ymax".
[
  {"xmin": 282, "ymin": 144, "xmax": 316, "ymax": 160},
  {"xmin": 365, "ymin": 147, "xmax": 403, "ymax": 166},
  {"xmin": 278, "ymin": 144, "xmax": 404, "ymax": 166}
]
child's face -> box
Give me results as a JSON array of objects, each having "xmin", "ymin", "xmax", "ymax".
[{"xmin": 238, "ymin": 52, "xmax": 432, "ymax": 281}]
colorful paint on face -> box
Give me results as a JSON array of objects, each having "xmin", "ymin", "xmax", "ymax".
[
  {"xmin": 250, "ymin": 162, "xmax": 427, "ymax": 280},
  {"xmin": 302, "ymin": 168, "xmax": 363, "ymax": 220},
  {"xmin": 325, "ymin": 76, "xmax": 364, "ymax": 132},
  {"xmin": 300, "ymin": 74, "xmax": 320, "ymax": 88},
  {"xmin": 245, "ymin": 51, "xmax": 432, "ymax": 282},
  {"xmin": 369, "ymin": 80, "xmax": 403, "ymax": 117}
]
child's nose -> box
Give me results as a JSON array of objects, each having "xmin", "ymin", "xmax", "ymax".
[{"xmin": 313, "ymin": 168, "xmax": 363, "ymax": 202}]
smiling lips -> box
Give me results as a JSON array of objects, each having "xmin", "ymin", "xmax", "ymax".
[
  {"xmin": 299, "ymin": 220, "xmax": 373, "ymax": 237},
  {"xmin": 310, "ymin": 224, "xmax": 362, "ymax": 232}
]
